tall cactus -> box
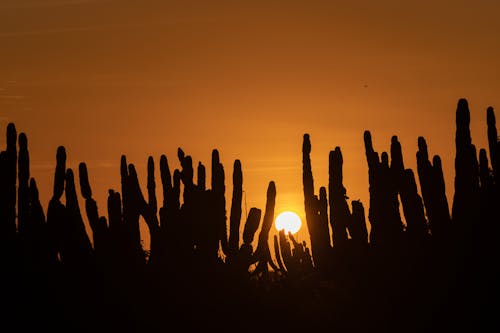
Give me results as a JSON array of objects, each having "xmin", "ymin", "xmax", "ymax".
[
  {"xmin": 318, "ymin": 186, "xmax": 331, "ymax": 251},
  {"xmin": 329, "ymin": 147, "xmax": 350, "ymax": 247},
  {"xmin": 211, "ymin": 149, "xmax": 228, "ymax": 257},
  {"xmin": 18, "ymin": 132, "xmax": 53, "ymax": 268},
  {"xmin": 363, "ymin": 131, "xmax": 403, "ymax": 245},
  {"xmin": 399, "ymin": 169, "xmax": 429, "ymax": 240},
  {"xmin": 487, "ymin": 107, "xmax": 498, "ymax": 181},
  {"xmin": 241, "ymin": 207, "xmax": 261, "ymax": 257},
  {"xmin": 253, "ymin": 181, "xmax": 278, "ymax": 275},
  {"xmin": 416, "ymin": 137, "xmax": 451, "ymax": 240},
  {"xmin": 197, "ymin": 162, "xmax": 206, "ymax": 191},
  {"xmin": 228, "ymin": 160, "xmax": 243, "ymax": 259},
  {"xmin": 350, "ymin": 200, "xmax": 368, "ymax": 245},
  {"xmin": 65, "ymin": 168, "xmax": 94, "ymax": 264},
  {"xmin": 230, "ymin": 207, "xmax": 261, "ymax": 275},
  {"xmin": 303, "ymin": 134, "xmax": 331, "ymax": 268},
  {"xmin": 0, "ymin": 123, "xmax": 18, "ymax": 247},
  {"xmin": 46, "ymin": 146, "xmax": 95, "ymax": 268},
  {"xmin": 18, "ymin": 132, "xmax": 29, "ymax": 236},
  {"xmin": 452, "ymin": 99, "xmax": 480, "ymax": 234},
  {"xmin": 390, "ymin": 136, "xmax": 429, "ymax": 240},
  {"xmin": 79, "ymin": 162, "xmax": 108, "ymax": 257}
]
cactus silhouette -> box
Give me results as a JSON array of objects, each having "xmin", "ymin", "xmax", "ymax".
[
  {"xmin": 302, "ymin": 134, "xmax": 331, "ymax": 269},
  {"xmin": 363, "ymin": 131, "xmax": 404, "ymax": 246},
  {"xmin": 17, "ymin": 133, "xmax": 29, "ymax": 236},
  {"xmin": 350, "ymin": 200, "xmax": 368, "ymax": 245},
  {"xmin": 240, "ymin": 207, "xmax": 261, "ymax": 262},
  {"xmin": 329, "ymin": 147, "xmax": 350, "ymax": 247},
  {"xmin": 416, "ymin": 137, "xmax": 451, "ymax": 240},
  {"xmin": 252, "ymin": 181, "xmax": 279, "ymax": 276},
  {"xmin": 487, "ymin": 107, "xmax": 499, "ymax": 181},
  {"xmin": 2, "ymin": 97, "xmax": 500, "ymax": 331},
  {"xmin": 452, "ymin": 99, "xmax": 480, "ymax": 238},
  {"xmin": 79, "ymin": 162, "xmax": 109, "ymax": 259},
  {"xmin": 228, "ymin": 159, "xmax": 243, "ymax": 260},
  {"xmin": 0, "ymin": 123, "xmax": 17, "ymax": 253},
  {"xmin": 210, "ymin": 149, "xmax": 228, "ymax": 258},
  {"xmin": 387, "ymin": 136, "xmax": 429, "ymax": 240}
]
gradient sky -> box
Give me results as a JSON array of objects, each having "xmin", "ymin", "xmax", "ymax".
[{"xmin": 1, "ymin": 0, "xmax": 499, "ymax": 247}]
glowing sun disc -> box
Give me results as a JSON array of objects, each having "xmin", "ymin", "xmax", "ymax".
[{"xmin": 275, "ymin": 211, "xmax": 302, "ymax": 234}]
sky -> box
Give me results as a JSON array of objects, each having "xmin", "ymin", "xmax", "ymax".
[{"xmin": 1, "ymin": 0, "xmax": 499, "ymax": 248}]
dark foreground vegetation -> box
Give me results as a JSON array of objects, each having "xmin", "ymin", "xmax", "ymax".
[{"xmin": 1, "ymin": 98, "xmax": 499, "ymax": 332}]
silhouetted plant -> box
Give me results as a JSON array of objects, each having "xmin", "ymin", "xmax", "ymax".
[
  {"xmin": 228, "ymin": 159, "xmax": 243, "ymax": 261},
  {"xmin": 329, "ymin": 147, "xmax": 350, "ymax": 247},
  {"xmin": 350, "ymin": 200, "xmax": 368, "ymax": 246},
  {"xmin": 363, "ymin": 131, "xmax": 404, "ymax": 246},
  {"xmin": 452, "ymin": 99, "xmax": 480, "ymax": 238},
  {"xmin": 416, "ymin": 137, "xmax": 451, "ymax": 241},
  {"xmin": 79, "ymin": 162, "xmax": 109, "ymax": 261},
  {"xmin": 302, "ymin": 134, "xmax": 331, "ymax": 269},
  {"xmin": 252, "ymin": 181, "xmax": 279, "ymax": 277},
  {"xmin": 0, "ymin": 123, "xmax": 17, "ymax": 256},
  {"xmin": 487, "ymin": 107, "xmax": 499, "ymax": 181},
  {"xmin": 2, "ymin": 96, "xmax": 500, "ymax": 331}
]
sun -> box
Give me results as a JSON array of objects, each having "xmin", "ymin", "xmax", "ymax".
[{"xmin": 275, "ymin": 211, "xmax": 302, "ymax": 234}]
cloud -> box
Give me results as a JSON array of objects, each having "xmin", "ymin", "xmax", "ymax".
[
  {"xmin": 0, "ymin": 95, "xmax": 25, "ymax": 100},
  {"xmin": 0, "ymin": 19, "xmax": 209, "ymax": 38},
  {"xmin": 0, "ymin": 0, "xmax": 102, "ymax": 9},
  {"xmin": 0, "ymin": 26, "xmax": 103, "ymax": 37}
]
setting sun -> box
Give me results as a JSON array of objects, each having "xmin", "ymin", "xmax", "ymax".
[{"xmin": 275, "ymin": 211, "xmax": 302, "ymax": 234}]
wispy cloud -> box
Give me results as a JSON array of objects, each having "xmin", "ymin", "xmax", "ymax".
[
  {"xmin": 0, "ymin": 25, "xmax": 105, "ymax": 37},
  {"xmin": 0, "ymin": 95, "xmax": 25, "ymax": 100},
  {"xmin": 0, "ymin": 19, "xmax": 215, "ymax": 38},
  {"xmin": 0, "ymin": 0, "xmax": 102, "ymax": 9}
]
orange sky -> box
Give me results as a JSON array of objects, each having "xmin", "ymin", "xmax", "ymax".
[{"xmin": 1, "ymin": 0, "xmax": 499, "ymax": 248}]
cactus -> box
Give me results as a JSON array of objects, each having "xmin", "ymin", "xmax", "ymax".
[
  {"xmin": 363, "ymin": 131, "xmax": 403, "ymax": 245},
  {"xmin": 242, "ymin": 207, "xmax": 261, "ymax": 247},
  {"xmin": 17, "ymin": 132, "xmax": 29, "ymax": 237},
  {"xmin": 302, "ymin": 134, "xmax": 316, "ymax": 239},
  {"xmin": 416, "ymin": 137, "xmax": 451, "ymax": 240},
  {"xmin": 318, "ymin": 186, "xmax": 331, "ymax": 248},
  {"xmin": 0, "ymin": 123, "xmax": 17, "ymax": 251},
  {"xmin": 211, "ymin": 149, "xmax": 228, "ymax": 257},
  {"xmin": 278, "ymin": 229, "xmax": 294, "ymax": 272},
  {"xmin": 45, "ymin": 146, "xmax": 95, "ymax": 268},
  {"xmin": 388, "ymin": 136, "xmax": 429, "ymax": 240},
  {"xmin": 107, "ymin": 189, "xmax": 122, "ymax": 237},
  {"xmin": 273, "ymin": 234, "xmax": 286, "ymax": 273},
  {"xmin": 302, "ymin": 134, "xmax": 331, "ymax": 268},
  {"xmin": 228, "ymin": 160, "xmax": 243, "ymax": 259},
  {"xmin": 79, "ymin": 162, "xmax": 108, "ymax": 257},
  {"xmin": 46, "ymin": 146, "xmax": 68, "ymax": 262},
  {"xmin": 452, "ymin": 99, "xmax": 480, "ymax": 235},
  {"xmin": 16, "ymin": 132, "xmax": 53, "ymax": 269},
  {"xmin": 252, "ymin": 181, "xmax": 278, "ymax": 277},
  {"xmin": 197, "ymin": 162, "xmax": 206, "ymax": 191},
  {"xmin": 399, "ymin": 169, "xmax": 429, "ymax": 240},
  {"xmin": 28, "ymin": 178, "xmax": 53, "ymax": 268},
  {"xmin": 64, "ymin": 168, "xmax": 94, "ymax": 265},
  {"xmin": 486, "ymin": 107, "xmax": 498, "ymax": 181},
  {"xmin": 329, "ymin": 147, "xmax": 350, "ymax": 247},
  {"xmin": 227, "ymin": 207, "xmax": 261, "ymax": 275},
  {"xmin": 350, "ymin": 200, "xmax": 368, "ymax": 245}
]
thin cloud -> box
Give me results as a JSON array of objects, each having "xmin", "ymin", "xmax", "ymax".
[
  {"xmin": 0, "ymin": 95, "xmax": 25, "ymax": 100},
  {"xmin": 0, "ymin": 0, "xmax": 102, "ymax": 9},
  {"xmin": 0, "ymin": 19, "xmax": 216, "ymax": 38}
]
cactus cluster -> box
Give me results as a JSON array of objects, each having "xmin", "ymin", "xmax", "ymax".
[{"xmin": 1, "ymin": 97, "xmax": 500, "ymax": 331}]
